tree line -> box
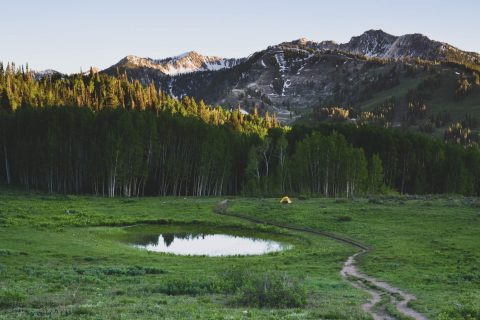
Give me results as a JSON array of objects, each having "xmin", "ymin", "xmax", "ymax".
[
  {"xmin": 0, "ymin": 62, "xmax": 279, "ymax": 134},
  {"xmin": 0, "ymin": 106, "xmax": 383, "ymax": 197},
  {"xmin": 3, "ymin": 106, "xmax": 480, "ymax": 197},
  {"xmin": 292, "ymin": 123, "xmax": 480, "ymax": 195},
  {"xmin": 1, "ymin": 62, "xmax": 480, "ymax": 197}
]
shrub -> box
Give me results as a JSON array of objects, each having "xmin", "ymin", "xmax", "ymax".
[
  {"xmin": 152, "ymin": 278, "xmax": 219, "ymax": 296},
  {"xmin": 233, "ymin": 272, "xmax": 306, "ymax": 308},
  {"xmin": 0, "ymin": 290, "xmax": 26, "ymax": 308},
  {"xmin": 121, "ymin": 198, "xmax": 138, "ymax": 204},
  {"xmin": 144, "ymin": 268, "xmax": 306, "ymax": 307},
  {"xmin": 0, "ymin": 249, "xmax": 13, "ymax": 256},
  {"xmin": 75, "ymin": 265, "xmax": 166, "ymax": 277},
  {"xmin": 72, "ymin": 306, "xmax": 95, "ymax": 315},
  {"xmin": 222, "ymin": 268, "xmax": 306, "ymax": 308},
  {"xmin": 368, "ymin": 198, "xmax": 383, "ymax": 204},
  {"xmin": 336, "ymin": 215, "xmax": 352, "ymax": 222}
]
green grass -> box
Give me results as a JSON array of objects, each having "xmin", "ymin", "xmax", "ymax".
[
  {"xmin": 229, "ymin": 196, "xmax": 480, "ymax": 319},
  {"xmin": 1, "ymin": 189, "xmax": 479, "ymax": 319},
  {"xmin": 0, "ymin": 190, "xmax": 367, "ymax": 319},
  {"xmin": 359, "ymin": 73, "xmax": 480, "ymax": 124},
  {"xmin": 427, "ymin": 74, "xmax": 480, "ymax": 119},
  {"xmin": 359, "ymin": 75, "xmax": 430, "ymax": 112},
  {"xmin": 357, "ymin": 64, "xmax": 480, "ymax": 122}
]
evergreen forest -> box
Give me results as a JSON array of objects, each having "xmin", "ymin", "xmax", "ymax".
[{"xmin": 1, "ymin": 63, "xmax": 479, "ymax": 197}]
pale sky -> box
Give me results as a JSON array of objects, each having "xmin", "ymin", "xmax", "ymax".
[{"xmin": 1, "ymin": 0, "xmax": 479, "ymax": 73}]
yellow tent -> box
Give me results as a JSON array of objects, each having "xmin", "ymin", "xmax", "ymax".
[{"xmin": 280, "ymin": 196, "xmax": 292, "ymax": 204}]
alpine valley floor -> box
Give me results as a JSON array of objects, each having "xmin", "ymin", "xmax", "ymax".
[{"xmin": 0, "ymin": 189, "xmax": 479, "ymax": 319}]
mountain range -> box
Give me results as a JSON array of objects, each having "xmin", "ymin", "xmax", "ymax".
[
  {"xmin": 112, "ymin": 52, "xmax": 243, "ymax": 76},
  {"xmin": 39, "ymin": 29, "xmax": 480, "ymax": 125}
]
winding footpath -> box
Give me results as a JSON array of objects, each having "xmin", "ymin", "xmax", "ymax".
[{"xmin": 214, "ymin": 200, "xmax": 427, "ymax": 320}]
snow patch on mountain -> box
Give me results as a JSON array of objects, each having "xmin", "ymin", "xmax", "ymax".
[
  {"xmin": 118, "ymin": 51, "xmax": 243, "ymax": 76},
  {"xmin": 275, "ymin": 52, "xmax": 287, "ymax": 72}
]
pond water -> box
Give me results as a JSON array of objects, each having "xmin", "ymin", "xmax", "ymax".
[{"xmin": 130, "ymin": 232, "xmax": 289, "ymax": 256}]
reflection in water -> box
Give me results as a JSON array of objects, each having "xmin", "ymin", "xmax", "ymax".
[
  {"xmin": 132, "ymin": 233, "xmax": 288, "ymax": 256},
  {"xmin": 163, "ymin": 234, "xmax": 175, "ymax": 247}
]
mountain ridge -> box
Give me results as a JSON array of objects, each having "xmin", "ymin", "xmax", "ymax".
[
  {"xmin": 277, "ymin": 29, "xmax": 480, "ymax": 62},
  {"xmin": 32, "ymin": 29, "xmax": 480, "ymax": 127},
  {"xmin": 97, "ymin": 29, "xmax": 480, "ymax": 125},
  {"xmin": 109, "ymin": 51, "xmax": 244, "ymax": 76}
]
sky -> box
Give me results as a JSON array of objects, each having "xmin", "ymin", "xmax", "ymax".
[{"xmin": 1, "ymin": 0, "xmax": 479, "ymax": 74}]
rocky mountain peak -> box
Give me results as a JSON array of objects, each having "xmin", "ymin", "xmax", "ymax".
[
  {"xmin": 297, "ymin": 37, "xmax": 310, "ymax": 45},
  {"xmin": 341, "ymin": 29, "xmax": 397, "ymax": 57},
  {"xmin": 363, "ymin": 29, "xmax": 392, "ymax": 37},
  {"xmin": 112, "ymin": 51, "xmax": 243, "ymax": 76}
]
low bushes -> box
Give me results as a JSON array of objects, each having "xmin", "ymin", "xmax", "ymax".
[
  {"xmin": 0, "ymin": 290, "xmax": 26, "ymax": 308},
  {"xmin": 146, "ymin": 268, "xmax": 306, "ymax": 308},
  {"xmin": 336, "ymin": 215, "xmax": 352, "ymax": 222},
  {"xmin": 222, "ymin": 268, "xmax": 306, "ymax": 308},
  {"xmin": 75, "ymin": 265, "xmax": 166, "ymax": 277},
  {"xmin": 149, "ymin": 278, "xmax": 220, "ymax": 296}
]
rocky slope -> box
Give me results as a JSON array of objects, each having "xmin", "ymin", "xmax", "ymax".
[
  {"xmin": 339, "ymin": 29, "xmax": 480, "ymax": 63},
  {"xmin": 100, "ymin": 30, "xmax": 480, "ymax": 124},
  {"xmin": 106, "ymin": 51, "xmax": 243, "ymax": 76}
]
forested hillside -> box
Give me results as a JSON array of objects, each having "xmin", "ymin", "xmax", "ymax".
[
  {"xmin": 1, "ymin": 63, "xmax": 480, "ymax": 197},
  {"xmin": 102, "ymin": 30, "xmax": 480, "ymax": 134}
]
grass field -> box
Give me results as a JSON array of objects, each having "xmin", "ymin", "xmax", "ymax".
[
  {"xmin": 1, "ymin": 189, "xmax": 479, "ymax": 319},
  {"xmin": 358, "ymin": 68, "xmax": 480, "ymax": 123}
]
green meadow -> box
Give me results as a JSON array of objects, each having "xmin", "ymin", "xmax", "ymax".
[{"xmin": 0, "ymin": 190, "xmax": 479, "ymax": 319}]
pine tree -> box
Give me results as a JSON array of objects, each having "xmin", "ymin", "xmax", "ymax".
[
  {"xmin": 0, "ymin": 90, "xmax": 12, "ymax": 112},
  {"xmin": 263, "ymin": 111, "xmax": 271, "ymax": 128},
  {"xmin": 105, "ymin": 78, "xmax": 119, "ymax": 108}
]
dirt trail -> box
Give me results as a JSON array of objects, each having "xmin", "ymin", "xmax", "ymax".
[
  {"xmin": 341, "ymin": 251, "xmax": 427, "ymax": 320},
  {"xmin": 214, "ymin": 200, "xmax": 427, "ymax": 320},
  {"xmin": 348, "ymin": 276, "xmax": 389, "ymax": 320}
]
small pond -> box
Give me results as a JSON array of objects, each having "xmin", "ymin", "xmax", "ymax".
[{"xmin": 125, "ymin": 227, "xmax": 291, "ymax": 256}]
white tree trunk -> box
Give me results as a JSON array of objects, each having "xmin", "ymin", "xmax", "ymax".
[{"xmin": 3, "ymin": 143, "xmax": 10, "ymax": 185}]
